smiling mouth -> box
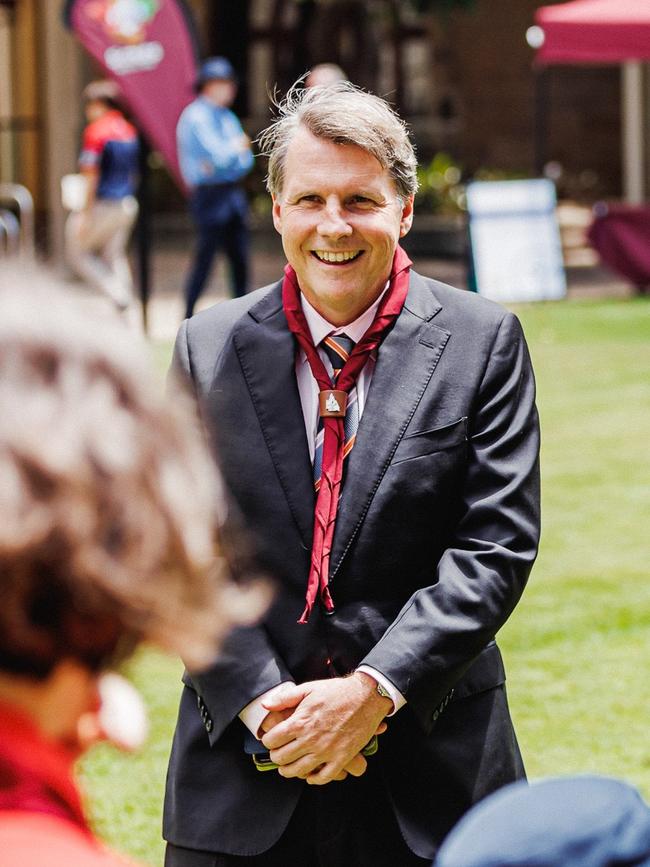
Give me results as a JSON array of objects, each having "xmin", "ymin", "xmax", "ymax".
[{"xmin": 312, "ymin": 250, "xmax": 364, "ymax": 264}]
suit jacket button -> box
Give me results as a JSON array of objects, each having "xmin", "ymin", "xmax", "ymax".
[
  {"xmin": 432, "ymin": 709, "xmax": 440, "ymax": 721},
  {"xmin": 205, "ymin": 719, "xmax": 213, "ymax": 733}
]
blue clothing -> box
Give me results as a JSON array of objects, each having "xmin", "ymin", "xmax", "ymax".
[
  {"xmin": 97, "ymin": 140, "xmax": 139, "ymax": 199},
  {"xmin": 176, "ymin": 97, "xmax": 253, "ymax": 315},
  {"xmin": 176, "ymin": 97, "xmax": 253, "ymax": 188},
  {"xmin": 434, "ymin": 776, "xmax": 650, "ymax": 867},
  {"xmin": 183, "ymin": 193, "xmax": 249, "ymax": 318},
  {"xmin": 188, "ymin": 181, "xmax": 248, "ymax": 227}
]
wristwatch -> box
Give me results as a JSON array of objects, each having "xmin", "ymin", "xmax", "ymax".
[{"xmin": 375, "ymin": 680, "xmax": 392, "ymax": 702}]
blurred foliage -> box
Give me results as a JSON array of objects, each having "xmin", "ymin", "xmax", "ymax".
[
  {"xmin": 415, "ymin": 154, "xmax": 537, "ymax": 215},
  {"xmin": 415, "ymin": 152, "xmax": 466, "ymax": 215},
  {"xmin": 472, "ymin": 166, "xmax": 530, "ymax": 183}
]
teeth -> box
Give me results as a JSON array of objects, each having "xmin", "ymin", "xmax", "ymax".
[{"xmin": 314, "ymin": 250, "xmax": 361, "ymax": 263}]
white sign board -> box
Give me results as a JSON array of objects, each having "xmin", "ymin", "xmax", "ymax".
[{"xmin": 466, "ymin": 179, "xmax": 566, "ymax": 302}]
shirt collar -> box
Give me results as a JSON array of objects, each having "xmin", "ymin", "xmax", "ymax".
[
  {"xmin": 299, "ymin": 282, "xmax": 390, "ymax": 350},
  {"xmin": 198, "ymin": 95, "xmax": 225, "ymax": 112}
]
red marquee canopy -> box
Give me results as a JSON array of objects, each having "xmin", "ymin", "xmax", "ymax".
[{"xmin": 535, "ymin": 0, "xmax": 650, "ymax": 65}]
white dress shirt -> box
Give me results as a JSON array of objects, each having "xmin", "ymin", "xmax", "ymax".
[{"xmin": 239, "ymin": 287, "xmax": 406, "ymax": 738}]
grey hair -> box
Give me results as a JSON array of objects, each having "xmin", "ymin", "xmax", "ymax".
[{"xmin": 258, "ymin": 80, "xmax": 418, "ymax": 200}]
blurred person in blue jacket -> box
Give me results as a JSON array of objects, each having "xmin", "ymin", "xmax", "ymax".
[{"xmin": 177, "ymin": 57, "xmax": 254, "ymax": 319}]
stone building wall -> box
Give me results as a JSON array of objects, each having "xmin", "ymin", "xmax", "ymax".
[{"xmin": 438, "ymin": 0, "xmax": 621, "ymax": 197}]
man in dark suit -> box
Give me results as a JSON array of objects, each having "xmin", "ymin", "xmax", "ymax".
[{"xmin": 164, "ymin": 81, "xmax": 540, "ymax": 866}]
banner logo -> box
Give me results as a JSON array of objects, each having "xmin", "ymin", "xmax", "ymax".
[
  {"xmin": 87, "ymin": 0, "xmax": 160, "ymax": 44},
  {"xmin": 86, "ymin": 0, "xmax": 164, "ymax": 74}
]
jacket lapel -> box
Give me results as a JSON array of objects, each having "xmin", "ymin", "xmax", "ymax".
[
  {"xmin": 330, "ymin": 271, "xmax": 451, "ymax": 576},
  {"xmin": 232, "ymin": 283, "xmax": 315, "ymax": 549},
  {"xmin": 229, "ymin": 272, "xmax": 452, "ymax": 569}
]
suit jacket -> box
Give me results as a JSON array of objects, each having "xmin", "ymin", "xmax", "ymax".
[{"xmin": 163, "ymin": 271, "xmax": 540, "ymax": 860}]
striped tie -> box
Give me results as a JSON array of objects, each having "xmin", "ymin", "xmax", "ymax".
[{"xmin": 313, "ymin": 333, "xmax": 359, "ymax": 491}]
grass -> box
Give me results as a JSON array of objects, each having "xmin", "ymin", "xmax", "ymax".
[
  {"xmin": 79, "ymin": 296, "xmax": 650, "ymax": 865},
  {"xmin": 501, "ymin": 297, "xmax": 650, "ymax": 793}
]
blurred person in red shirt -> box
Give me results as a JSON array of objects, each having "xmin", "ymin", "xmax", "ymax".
[{"xmin": 65, "ymin": 80, "xmax": 139, "ymax": 313}]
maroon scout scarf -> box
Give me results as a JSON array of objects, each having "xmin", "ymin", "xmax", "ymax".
[{"xmin": 282, "ymin": 245, "xmax": 412, "ymax": 623}]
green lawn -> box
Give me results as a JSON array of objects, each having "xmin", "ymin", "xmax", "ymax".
[
  {"xmin": 80, "ymin": 296, "xmax": 650, "ymax": 865},
  {"xmin": 503, "ymin": 298, "xmax": 650, "ymax": 792}
]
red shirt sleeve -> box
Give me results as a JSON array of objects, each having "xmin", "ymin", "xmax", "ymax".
[{"xmin": 78, "ymin": 122, "xmax": 105, "ymax": 169}]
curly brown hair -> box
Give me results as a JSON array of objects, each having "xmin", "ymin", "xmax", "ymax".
[{"xmin": 0, "ymin": 270, "xmax": 264, "ymax": 679}]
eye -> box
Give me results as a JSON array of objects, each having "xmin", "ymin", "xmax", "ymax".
[
  {"xmin": 348, "ymin": 195, "xmax": 375, "ymax": 209},
  {"xmin": 298, "ymin": 194, "xmax": 322, "ymax": 205}
]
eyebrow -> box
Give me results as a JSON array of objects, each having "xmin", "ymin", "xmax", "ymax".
[{"xmin": 287, "ymin": 187, "xmax": 388, "ymax": 203}]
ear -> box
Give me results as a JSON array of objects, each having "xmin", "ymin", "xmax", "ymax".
[
  {"xmin": 399, "ymin": 195, "xmax": 415, "ymax": 238},
  {"xmin": 272, "ymin": 196, "xmax": 283, "ymax": 235}
]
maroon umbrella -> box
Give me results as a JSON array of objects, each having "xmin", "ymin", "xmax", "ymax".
[{"xmin": 534, "ymin": 0, "xmax": 650, "ymax": 65}]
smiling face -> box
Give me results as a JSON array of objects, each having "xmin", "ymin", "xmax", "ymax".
[{"xmin": 272, "ymin": 127, "xmax": 414, "ymax": 326}]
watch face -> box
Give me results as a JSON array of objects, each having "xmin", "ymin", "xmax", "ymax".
[{"xmin": 376, "ymin": 682, "xmax": 390, "ymax": 699}]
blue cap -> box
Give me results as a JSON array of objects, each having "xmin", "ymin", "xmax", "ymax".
[
  {"xmin": 197, "ymin": 56, "xmax": 236, "ymax": 88},
  {"xmin": 434, "ymin": 776, "xmax": 650, "ymax": 867}
]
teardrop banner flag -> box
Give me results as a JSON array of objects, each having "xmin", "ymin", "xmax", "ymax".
[{"xmin": 63, "ymin": 0, "xmax": 199, "ymax": 188}]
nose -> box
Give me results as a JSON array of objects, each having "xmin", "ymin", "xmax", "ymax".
[{"xmin": 317, "ymin": 198, "xmax": 353, "ymax": 239}]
